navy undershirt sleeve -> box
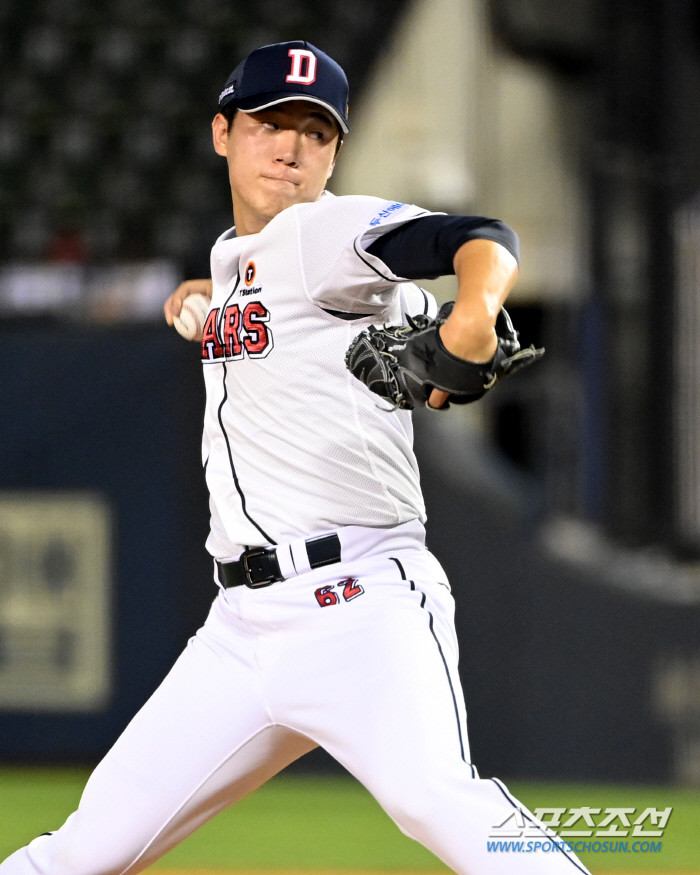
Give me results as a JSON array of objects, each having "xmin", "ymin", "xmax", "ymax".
[{"xmin": 365, "ymin": 214, "xmax": 519, "ymax": 280}]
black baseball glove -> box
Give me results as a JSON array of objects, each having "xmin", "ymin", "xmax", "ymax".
[{"xmin": 344, "ymin": 302, "xmax": 545, "ymax": 410}]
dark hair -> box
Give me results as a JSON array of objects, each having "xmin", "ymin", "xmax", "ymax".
[
  {"xmin": 221, "ymin": 104, "xmax": 238, "ymax": 132},
  {"xmin": 219, "ymin": 103, "xmax": 343, "ymax": 154}
]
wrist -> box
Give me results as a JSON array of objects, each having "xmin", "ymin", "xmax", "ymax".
[{"xmin": 438, "ymin": 315, "xmax": 498, "ymax": 364}]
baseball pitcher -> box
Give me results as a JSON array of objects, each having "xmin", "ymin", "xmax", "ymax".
[{"xmin": 1, "ymin": 41, "xmax": 588, "ymax": 875}]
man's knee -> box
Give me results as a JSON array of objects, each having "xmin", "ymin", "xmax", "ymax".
[
  {"xmin": 379, "ymin": 784, "xmax": 443, "ymax": 839},
  {"xmin": 373, "ymin": 763, "xmax": 481, "ymax": 841}
]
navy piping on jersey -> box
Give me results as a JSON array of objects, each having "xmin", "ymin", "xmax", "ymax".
[
  {"xmin": 389, "ymin": 556, "xmax": 475, "ymax": 777},
  {"xmin": 217, "ymin": 362, "xmax": 276, "ymax": 544},
  {"xmin": 321, "ymin": 307, "xmax": 373, "ymax": 320},
  {"xmin": 214, "ymin": 272, "xmax": 276, "ymax": 544},
  {"xmin": 353, "ymin": 237, "xmax": 403, "ymax": 282},
  {"xmin": 217, "ymin": 273, "xmax": 240, "ymax": 340},
  {"xmin": 490, "ymin": 779, "xmax": 590, "ymax": 874}
]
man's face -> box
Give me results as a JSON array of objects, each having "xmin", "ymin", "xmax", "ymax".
[{"xmin": 212, "ymin": 101, "xmax": 341, "ymax": 234}]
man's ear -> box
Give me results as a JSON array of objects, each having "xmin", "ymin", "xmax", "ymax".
[{"xmin": 212, "ymin": 113, "xmax": 229, "ymax": 157}]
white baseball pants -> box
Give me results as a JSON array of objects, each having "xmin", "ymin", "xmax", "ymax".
[{"xmin": 1, "ymin": 531, "xmax": 590, "ymax": 875}]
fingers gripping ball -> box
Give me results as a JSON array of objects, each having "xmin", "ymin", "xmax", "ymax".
[
  {"xmin": 345, "ymin": 302, "xmax": 545, "ymax": 410},
  {"xmin": 173, "ymin": 293, "xmax": 211, "ymax": 342}
]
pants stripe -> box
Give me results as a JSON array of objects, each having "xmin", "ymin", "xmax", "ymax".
[
  {"xmin": 389, "ymin": 556, "xmax": 475, "ymax": 776},
  {"xmin": 491, "ymin": 778, "xmax": 590, "ymax": 874}
]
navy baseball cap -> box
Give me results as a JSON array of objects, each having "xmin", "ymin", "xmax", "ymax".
[{"xmin": 218, "ymin": 40, "xmax": 349, "ymax": 134}]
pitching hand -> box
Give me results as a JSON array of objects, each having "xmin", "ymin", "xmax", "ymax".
[{"xmin": 164, "ymin": 279, "xmax": 213, "ymax": 326}]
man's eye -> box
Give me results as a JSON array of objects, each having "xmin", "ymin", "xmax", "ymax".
[{"xmin": 264, "ymin": 122, "xmax": 279, "ymax": 130}]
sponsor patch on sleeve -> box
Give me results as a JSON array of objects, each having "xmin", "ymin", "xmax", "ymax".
[{"xmin": 368, "ymin": 202, "xmax": 406, "ymax": 227}]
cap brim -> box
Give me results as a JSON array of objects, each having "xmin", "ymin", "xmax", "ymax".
[{"xmin": 236, "ymin": 94, "xmax": 348, "ymax": 134}]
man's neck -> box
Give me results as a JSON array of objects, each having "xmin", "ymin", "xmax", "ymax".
[{"xmin": 231, "ymin": 210, "xmax": 270, "ymax": 237}]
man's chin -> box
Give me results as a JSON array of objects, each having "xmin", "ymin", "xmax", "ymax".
[{"xmin": 263, "ymin": 191, "xmax": 318, "ymax": 219}]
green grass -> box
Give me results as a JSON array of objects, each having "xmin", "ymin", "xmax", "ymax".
[
  {"xmin": 0, "ymin": 768, "xmax": 88, "ymax": 861},
  {"xmin": 0, "ymin": 768, "xmax": 698, "ymax": 872},
  {"xmin": 154, "ymin": 776, "xmax": 444, "ymax": 872}
]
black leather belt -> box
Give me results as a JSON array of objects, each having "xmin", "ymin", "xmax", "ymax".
[{"xmin": 217, "ymin": 533, "xmax": 342, "ymax": 589}]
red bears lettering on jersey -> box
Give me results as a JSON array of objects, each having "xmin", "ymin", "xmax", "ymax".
[
  {"xmin": 223, "ymin": 304, "xmax": 243, "ymax": 358},
  {"xmin": 242, "ymin": 301, "xmax": 273, "ymax": 358},
  {"xmin": 201, "ymin": 309, "xmax": 224, "ymax": 361}
]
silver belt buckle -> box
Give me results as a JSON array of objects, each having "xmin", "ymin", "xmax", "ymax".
[{"xmin": 242, "ymin": 548, "xmax": 277, "ymax": 588}]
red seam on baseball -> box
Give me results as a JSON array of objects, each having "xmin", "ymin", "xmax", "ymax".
[{"xmin": 181, "ymin": 302, "xmax": 203, "ymax": 337}]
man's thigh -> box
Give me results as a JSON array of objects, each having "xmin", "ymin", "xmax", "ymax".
[{"xmin": 266, "ymin": 548, "xmax": 470, "ymax": 779}]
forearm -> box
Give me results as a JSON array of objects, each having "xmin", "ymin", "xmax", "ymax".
[{"xmin": 439, "ymin": 238, "xmax": 519, "ymax": 363}]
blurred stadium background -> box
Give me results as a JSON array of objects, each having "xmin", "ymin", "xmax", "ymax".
[{"xmin": 1, "ymin": 0, "xmax": 700, "ymax": 871}]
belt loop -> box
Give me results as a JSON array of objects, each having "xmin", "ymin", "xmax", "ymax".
[
  {"xmin": 289, "ymin": 538, "xmax": 312, "ymax": 575},
  {"xmin": 275, "ymin": 543, "xmax": 296, "ymax": 579},
  {"xmin": 215, "ymin": 559, "xmax": 225, "ymax": 589}
]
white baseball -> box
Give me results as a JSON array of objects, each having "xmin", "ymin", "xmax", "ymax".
[{"xmin": 173, "ymin": 292, "xmax": 211, "ymax": 342}]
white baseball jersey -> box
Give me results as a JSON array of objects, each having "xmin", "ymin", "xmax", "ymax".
[{"xmin": 202, "ymin": 194, "xmax": 441, "ymax": 560}]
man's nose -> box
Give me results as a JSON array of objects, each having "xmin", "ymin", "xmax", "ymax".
[{"xmin": 274, "ymin": 129, "xmax": 301, "ymax": 165}]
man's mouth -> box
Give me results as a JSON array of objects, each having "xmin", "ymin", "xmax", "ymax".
[{"xmin": 261, "ymin": 175, "xmax": 299, "ymax": 186}]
